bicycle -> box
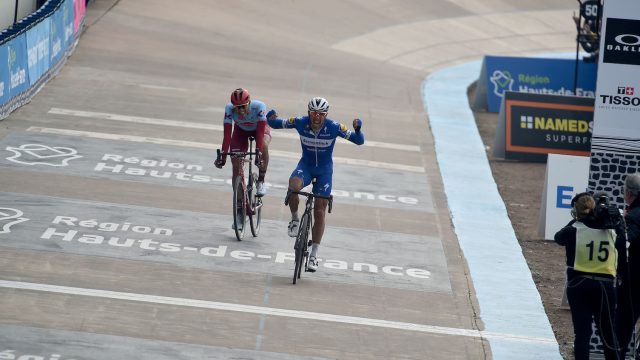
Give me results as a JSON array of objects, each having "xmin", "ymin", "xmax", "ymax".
[
  {"xmin": 284, "ymin": 185, "xmax": 333, "ymax": 284},
  {"xmin": 216, "ymin": 136, "xmax": 263, "ymax": 241}
]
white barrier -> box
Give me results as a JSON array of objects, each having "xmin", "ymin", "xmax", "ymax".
[{"xmin": 538, "ymin": 153, "xmax": 590, "ymax": 240}]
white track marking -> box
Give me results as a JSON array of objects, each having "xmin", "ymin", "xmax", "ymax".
[
  {"xmin": 26, "ymin": 126, "xmax": 425, "ymax": 173},
  {"xmin": 48, "ymin": 108, "xmax": 420, "ymax": 152},
  {"xmin": 137, "ymin": 84, "xmax": 188, "ymax": 92},
  {"xmin": 0, "ymin": 279, "xmax": 556, "ymax": 345}
]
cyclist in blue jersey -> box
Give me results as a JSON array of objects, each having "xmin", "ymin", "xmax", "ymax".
[{"xmin": 267, "ymin": 97, "xmax": 364, "ymax": 272}]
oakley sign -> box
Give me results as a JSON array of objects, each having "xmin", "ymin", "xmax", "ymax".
[
  {"xmin": 614, "ymin": 34, "xmax": 640, "ymax": 46},
  {"xmin": 603, "ymin": 18, "xmax": 640, "ymax": 65}
]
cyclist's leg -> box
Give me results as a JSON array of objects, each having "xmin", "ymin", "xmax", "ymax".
[
  {"xmin": 287, "ymin": 161, "xmax": 310, "ymax": 236},
  {"xmin": 230, "ymin": 127, "xmax": 250, "ymax": 216},
  {"xmin": 312, "ymin": 198, "xmax": 329, "ymax": 245},
  {"xmin": 258, "ymin": 126, "xmax": 271, "ymax": 182},
  {"xmin": 288, "ymin": 161, "xmax": 311, "ymax": 216},
  {"xmin": 230, "ymin": 126, "xmax": 249, "ymax": 180},
  {"xmin": 288, "ymin": 177, "xmax": 303, "ymax": 215},
  {"xmin": 310, "ymin": 167, "xmax": 332, "ymax": 258}
]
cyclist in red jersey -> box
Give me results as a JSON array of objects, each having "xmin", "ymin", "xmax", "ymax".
[{"xmin": 215, "ymin": 88, "xmax": 271, "ymax": 229}]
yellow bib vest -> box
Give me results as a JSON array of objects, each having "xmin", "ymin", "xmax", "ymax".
[{"xmin": 573, "ymin": 222, "xmax": 618, "ymax": 276}]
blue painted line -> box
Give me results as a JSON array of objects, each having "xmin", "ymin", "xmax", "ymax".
[{"xmin": 422, "ymin": 61, "xmax": 563, "ymax": 360}]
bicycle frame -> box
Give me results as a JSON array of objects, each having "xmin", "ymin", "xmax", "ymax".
[
  {"xmin": 285, "ymin": 186, "xmax": 333, "ymax": 284},
  {"xmin": 216, "ymin": 136, "xmax": 262, "ymax": 240},
  {"xmin": 218, "ymin": 138, "xmax": 257, "ymax": 186}
]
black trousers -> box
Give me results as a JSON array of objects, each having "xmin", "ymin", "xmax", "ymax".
[
  {"xmin": 617, "ymin": 262, "xmax": 640, "ymax": 359},
  {"xmin": 567, "ymin": 275, "xmax": 619, "ymax": 360}
]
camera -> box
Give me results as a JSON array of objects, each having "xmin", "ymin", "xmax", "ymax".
[{"xmin": 594, "ymin": 193, "xmax": 622, "ymax": 229}]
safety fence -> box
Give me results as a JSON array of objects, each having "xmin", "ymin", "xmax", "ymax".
[{"xmin": 0, "ymin": 0, "xmax": 86, "ymax": 120}]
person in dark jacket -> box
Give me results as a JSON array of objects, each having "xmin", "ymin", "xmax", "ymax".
[
  {"xmin": 617, "ymin": 173, "xmax": 640, "ymax": 359},
  {"xmin": 555, "ymin": 192, "xmax": 626, "ymax": 360}
]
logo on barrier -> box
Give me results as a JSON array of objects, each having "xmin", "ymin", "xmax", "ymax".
[
  {"xmin": 603, "ymin": 18, "xmax": 640, "ymax": 65},
  {"xmin": 518, "ymin": 114, "xmax": 591, "ymax": 134},
  {"xmin": 8, "ymin": 47, "xmax": 16, "ymax": 68},
  {"xmin": 6, "ymin": 143, "xmax": 83, "ymax": 166},
  {"xmin": 520, "ymin": 116, "xmax": 534, "ymax": 129},
  {"xmin": 599, "ymin": 85, "xmax": 640, "ymax": 111},
  {"xmin": 504, "ymin": 92, "xmax": 595, "ymax": 158},
  {"xmin": 617, "ymin": 86, "xmax": 635, "ymax": 96},
  {"xmin": 8, "ymin": 45, "xmax": 26, "ymax": 90},
  {"xmin": 0, "ymin": 208, "xmax": 29, "ymax": 234},
  {"xmin": 490, "ymin": 70, "xmax": 514, "ymax": 98}
]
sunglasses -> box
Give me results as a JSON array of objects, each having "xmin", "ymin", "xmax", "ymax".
[{"xmin": 235, "ymin": 103, "xmax": 249, "ymax": 110}]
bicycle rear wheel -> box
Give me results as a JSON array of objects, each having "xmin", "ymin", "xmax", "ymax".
[
  {"xmin": 249, "ymin": 172, "xmax": 261, "ymax": 237},
  {"xmin": 232, "ymin": 175, "xmax": 246, "ymax": 241},
  {"xmin": 293, "ymin": 213, "xmax": 309, "ymax": 284}
]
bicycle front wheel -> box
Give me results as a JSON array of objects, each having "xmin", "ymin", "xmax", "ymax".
[
  {"xmin": 249, "ymin": 172, "xmax": 261, "ymax": 237},
  {"xmin": 293, "ymin": 213, "xmax": 309, "ymax": 284},
  {"xmin": 233, "ymin": 175, "xmax": 246, "ymax": 241}
]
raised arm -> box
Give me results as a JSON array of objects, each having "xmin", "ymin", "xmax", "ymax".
[
  {"xmin": 266, "ymin": 110, "xmax": 297, "ymax": 129},
  {"xmin": 337, "ymin": 118, "xmax": 364, "ymax": 145}
]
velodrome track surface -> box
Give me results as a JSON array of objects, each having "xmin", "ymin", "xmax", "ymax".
[{"xmin": 0, "ymin": 1, "xmax": 578, "ymax": 359}]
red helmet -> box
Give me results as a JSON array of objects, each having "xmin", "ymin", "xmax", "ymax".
[{"xmin": 230, "ymin": 88, "xmax": 251, "ymax": 106}]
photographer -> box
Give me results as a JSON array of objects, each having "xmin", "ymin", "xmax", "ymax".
[
  {"xmin": 555, "ymin": 192, "xmax": 625, "ymax": 360},
  {"xmin": 617, "ymin": 174, "xmax": 640, "ymax": 359}
]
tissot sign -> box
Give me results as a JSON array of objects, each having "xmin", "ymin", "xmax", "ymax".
[
  {"xmin": 603, "ymin": 18, "xmax": 640, "ymax": 66},
  {"xmin": 597, "ymin": 85, "xmax": 640, "ymax": 112}
]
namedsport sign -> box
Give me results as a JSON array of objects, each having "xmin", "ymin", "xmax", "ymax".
[{"xmin": 492, "ymin": 91, "xmax": 594, "ymax": 161}]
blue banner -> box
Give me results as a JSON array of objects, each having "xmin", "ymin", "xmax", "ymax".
[
  {"xmin": 63, "ymin": 0, "xmax": 75, "ymax": 47},
  {"xmin": 27, "ymin": 18, "xmax": 51, "ymax": 86},
  {"xmin": 0, "ymin": 42, "xmax": 9, "ymax": 104},
  {"xmin": 483, "ymin": 56, "xmax": 597, "ymax": 113},
  {"xmin": 6, "ymin": 34, "xmax": 30, "ymax": 98},
  {"xmin": 50, "ymin": 3, "xmax": 65, "ymax": 65}
]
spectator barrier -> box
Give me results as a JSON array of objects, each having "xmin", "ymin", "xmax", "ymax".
[{"xmin": 0, "ymin": 0, "xmax": 85, "ymax": 120}]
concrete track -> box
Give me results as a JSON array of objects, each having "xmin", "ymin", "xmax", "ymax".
[{"xmin": 0, "ymin": 1, "xmax": 578, "ymax": 358}]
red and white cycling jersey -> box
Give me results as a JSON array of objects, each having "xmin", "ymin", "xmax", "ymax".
[{"xmin": 223, "ymin": 100, "xmax": 267, "ymax": 131}]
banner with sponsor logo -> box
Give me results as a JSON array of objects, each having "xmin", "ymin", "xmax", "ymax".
[
  {"xmin": 0, "ymin": 0, "xmax": 85, "ymax": 120},
  {"xmin": 6, "ymin": 34, "xmax": 30, "ymax": 99},
  {"xmin": 50, "ymin": 4, "xmax": 65, "ymax": 65},
  {"xmin": 63, "ymin": 0, "xmax": 75, "ymax": 48},
  {"xmin": 26, "ymin": 18, "xmax": 51, "ymax": 87},
  {"xmin": 474, "ymin": 55, "xmax": 597, "ymax": 113},
  {"xmin": 588, "ymin": 0, "xmax": 640, "ymax": 206},
  {"xmin": 0, "ymin": 42, "xmax": 8, "ymax": 105},
  {"xmin": 73, "ymin": 0, "xmax": 86, "ymax": 34},
  {"xmin": 493, "ymin": 91, "xmax": 594, "ymax": 161},
  {"xmin": 538, "ymin": 154, "xmax": 590, "ymax": 240}
]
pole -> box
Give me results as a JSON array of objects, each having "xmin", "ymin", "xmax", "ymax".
[
  {"xmin": 13, "ymin": 0, "xmax": 19, "ymax": 24},
  {"xmin": 574, "ymin": 0, "xmax": 582, "ymax": 94}
]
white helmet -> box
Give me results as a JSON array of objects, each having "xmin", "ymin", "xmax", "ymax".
[{"xmin": 308, "ymin": 97, "xmax": 329, "ymax": 113}]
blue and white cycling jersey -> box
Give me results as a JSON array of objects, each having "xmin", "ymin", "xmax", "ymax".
[
  {"xmin": 268, "ymin": 115, "xmax": 364, "ymax": 196},
  {"xmin": 224, "ymin": 100, "xmax": 267, "ymax": 131},
  {"xmin": 268, "ymin": 116, "xmax": 365, "ymax": 167}
]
